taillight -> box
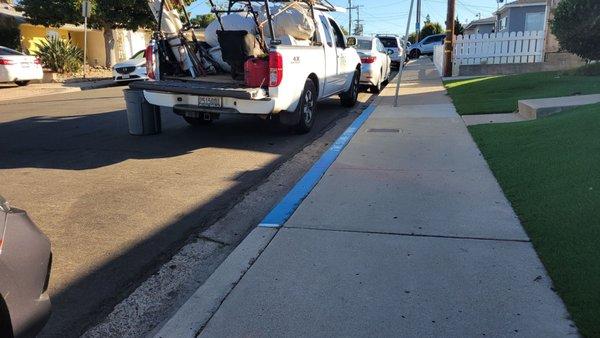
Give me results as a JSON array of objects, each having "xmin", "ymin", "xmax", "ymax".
[
  {"xmin": 361, "ymin": 56, "xmax": 377, "ymax": 64},
  {"xmin": 0, "ymin": 58, "xmax": 14, "ymax": 65},
  {"xmin": 269, "ymin": 51, "xmax": 283, "ymax": 87},
  {"xmin": 145, "ymin": 44, "xmax": 155, "ymax": 80}
]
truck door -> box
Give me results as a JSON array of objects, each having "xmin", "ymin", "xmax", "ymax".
[
  {"xmin": 328, "ymin": 18, "xmax": 354, "ymax": 92},
  {"xmin": 318, "ymin": 15, "xmax": 342, "ymax": 96}
]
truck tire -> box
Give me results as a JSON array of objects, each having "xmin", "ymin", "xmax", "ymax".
[
  {"xmin": 294, "ymin": 79, "xmax": 317, "ymax": 134},
  {"xmin": 409, "ymin": 49, "xmax": 421, "ymax": 59},
  {"xmin": 15, "ymin": 81, "xmax": 29, "ymax": 87},
  {"xmin": 371, "ymin": 71, "xmax": 383, "ymax": 94},
  {"xmin": 340, "ymin": 70, "xmax": 359, "ymax": 108}
]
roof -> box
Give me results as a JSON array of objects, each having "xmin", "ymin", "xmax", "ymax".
[
  {"xmin": 464, "ymin": 17, "xmax": 496, "ymax": 30},
  {"xmin": 0, "ymin": 3, "xmax": 25, "ymax": 23},
  {"xmin": 494, "ymin": 0, "xmax": 546, "ymax": 15}
]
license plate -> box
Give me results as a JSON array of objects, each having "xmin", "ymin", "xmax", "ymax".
[
  {"xmin": 122, "ymin": 74, "xmax": 130, "ymax": 79},
  {"xmin": 198, "ymin": 96, "xmax": 222, "ymax": 108}
]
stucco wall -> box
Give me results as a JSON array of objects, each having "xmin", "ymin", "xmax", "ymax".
[{"xmin": 70, "ymin": 30, "xmax": 107, "ymax": 67}]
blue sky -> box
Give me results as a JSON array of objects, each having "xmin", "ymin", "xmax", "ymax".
[{"xmin": 188, "ymin": 0, "xmax": 501, "ymax": 36}]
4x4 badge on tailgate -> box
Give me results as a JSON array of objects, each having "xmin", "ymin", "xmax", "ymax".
[{"xmin": 292, "ymin": 56, "xmax": 300, "ymax": 64}]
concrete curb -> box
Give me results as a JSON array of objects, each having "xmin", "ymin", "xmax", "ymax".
[{"xmin": 153, "ymin": 227, "xmax": 278, "ymax": 338}]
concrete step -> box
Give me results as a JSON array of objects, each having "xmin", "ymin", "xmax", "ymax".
[{"xmin": 518, "ymin": 94, "xmax": 600, "ymax": 119}]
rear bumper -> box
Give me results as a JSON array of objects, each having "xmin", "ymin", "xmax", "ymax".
[
  {"xmin": 143, "ymin": 91, "xmax": 275, "ymax": 115},
  {"xmin": 360, "ymin": 64, "xmax": 378, "ymax": 86},
  {"xmin": 0, "ymin": 67, "xmax": 43, "ymax": 83}
]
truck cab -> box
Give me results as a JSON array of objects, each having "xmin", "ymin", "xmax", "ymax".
[{"xmin": 132, "ymin": 1, "xmax": 361, "ymax": 133}]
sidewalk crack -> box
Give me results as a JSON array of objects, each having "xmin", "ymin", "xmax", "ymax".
[{"xmin": 285, "ymin": 225, "xmax": 531, "ymax": 243}]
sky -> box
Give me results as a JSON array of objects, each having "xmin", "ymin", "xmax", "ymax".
[{"xmin": 188, "ymin": 0, "xmax": 501, "ymax": 36}]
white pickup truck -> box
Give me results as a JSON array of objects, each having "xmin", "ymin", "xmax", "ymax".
[{"xmin": 131, "ymin": 1, "xmax": 361, "ymax": 133}]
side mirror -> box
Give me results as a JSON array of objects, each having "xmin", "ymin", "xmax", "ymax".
[
  {"xmin": 387, "ymin": 49, "xmax": 394, "ymax": 55},
  {"xmin": 346, "ymin": 37, "xmax": 357, "ymax": 47}
]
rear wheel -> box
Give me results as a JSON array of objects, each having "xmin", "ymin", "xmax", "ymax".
[
  {"xmin": 409, "ymin": 49, "xmax": 421, "ymax": 59},
  {"xmin": 340, "ymin": 69, "xmax": 360, "ymax": 107},
  {"xmin": 15, "ymin": 81, "xmax": 29, "ymax": 86},
  {"xmin": 293, "ymin": 79, "xmax": 317, "ymax": 134},
  {"xmin": 371, "ymin": 70, "xmax": 383, "ymax": 94}
]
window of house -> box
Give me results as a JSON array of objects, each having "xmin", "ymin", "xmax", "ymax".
[
  {"xmin": 498, "ymin": 16, "xmax": 507, "ymax": 31},
  {"xmin": 525, "ymin": 12, "xmax": 545, "ymax": 32}
]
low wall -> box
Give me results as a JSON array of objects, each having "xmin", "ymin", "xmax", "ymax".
[{"xmin": 457, "ymin": 60, "xmax": 580, "ymax": 76}]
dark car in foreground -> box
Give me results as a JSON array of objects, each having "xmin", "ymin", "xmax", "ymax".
[{"xmin": 0, "ymin": 195, "xmax": 51, "ymax": 338}]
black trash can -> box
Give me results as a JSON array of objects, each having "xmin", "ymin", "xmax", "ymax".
[{"xmin": 124, "ymin": 89, "xmax": 162, "ymax": 136}]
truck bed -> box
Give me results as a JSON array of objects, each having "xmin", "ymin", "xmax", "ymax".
[{"xmin": 130, "ymin": 78, "xmax": 268, "ymax": 100}]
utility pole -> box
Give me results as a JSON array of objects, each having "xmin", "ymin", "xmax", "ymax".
[
  {"xmin": 443, "ymin": 0, "xmax": 456, "ymax": 77},
  {"xmin": 347, "ymin": 0, "xmax": 359, "ymax": 34},
  {"xmin": 415, "ymin": 0, "xmax": 421, "ymax": 42},
  {"xmin": 353, "ymin": 5, "xmax": 364, "ymax": 35},
  {"xmin": 394, "ymin": 0, "xmax": 415, "ymax": 107}
]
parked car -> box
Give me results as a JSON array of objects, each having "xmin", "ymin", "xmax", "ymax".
[
  {"xmin": 350, "ymin": 36, "xmax": 392, "ymax": 93},
  {"xmin": 113, "ymin": 50, "xmax": 148, "ymax": 82},
  {"xmin": 0, "ymin": 47, "xmax": 43, "ymax": 86},
  {"xmin": 408, "ymin": 34, "xmax": 446, "ymax": 59},
  {"xmin": 134, "ymin": 2, "xmax": 361, "ymax": 133},
  {"xmin": 0, "ymin": 195, "xmax": 52, "ymax": 338},
  {"xmin": 375, "ymin": 35, "xmax": 405, "ymax": 69}
]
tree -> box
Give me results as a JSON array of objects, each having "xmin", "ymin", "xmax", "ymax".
[
  {"xmin": 551, "ymin": 0, "xmax": 600, "ymax": 61},
  {"xmin": 17, "ymin": 0, "xmax": 196, "ymax": 67},
  {"xmin": 419, "ymin": 22, "xmax": 443, "ymax": 39},
  {"xmin": 190, "ymin": 13, "xmax": 216, "ymax": 28},
  {"xmin": 408, "ymin": 32, "xmax": 417, "ymax": 44},
  {"xmin": 454, "ymin": 18, "xmax": 464, "ymax": 36},
  {"xmin": 424, "ymin": 14, "xmax": 431, "ymax": 25}
]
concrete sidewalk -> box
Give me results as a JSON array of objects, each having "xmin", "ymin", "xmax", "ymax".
[{"xmin": 158, "ymin": 59, "xmax": 576, "ymax": 337}]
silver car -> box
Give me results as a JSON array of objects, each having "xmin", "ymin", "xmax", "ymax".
[{"xmin": 0, "ymin": 195, "xmax": 51, "ymax": 338}]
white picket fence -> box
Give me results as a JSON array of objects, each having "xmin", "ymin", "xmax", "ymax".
[
  {"xmin": 453, "ymin": 31, "xmax": 545, "ymax": 66},
  {"xmin": 433, "ymin": 44, "xmax": 445, "ymax": 75}
]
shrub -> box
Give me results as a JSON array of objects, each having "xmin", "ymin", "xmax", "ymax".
[
  {"xmin": 420, "ymin": 22, "xmax": 443, "ymax": 40},
  {"xmin": 0, "ymin": 16, "xmax": 21, "ymax": 50},
  {"xmin": 551, "ymin": 0, "xmax": 600, "ymax": 61},
  {"xmin": 34, "ymin": 37, "xmax": 83, "ymax": 73},
  {"xmin": 566, "ymin": 62, "xmax": 600, "ymax": 76}
]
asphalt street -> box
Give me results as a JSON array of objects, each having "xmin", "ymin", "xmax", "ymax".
[{"xmin": 0, "ymin": 84, "xmax": 376, "ymax": 336}]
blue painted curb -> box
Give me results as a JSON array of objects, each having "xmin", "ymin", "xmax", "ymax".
[{"xmin": 259, "ymin": 103, "xmax": 377, "ymax": 228}]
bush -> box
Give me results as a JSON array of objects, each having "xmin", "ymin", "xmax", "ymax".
[
  {"xmin": 566, "ymin": 62, "xmax": 600, "ymax": 76},
  {"xmin": 552, "ymin": 0, "xmax": 600, "ymax": 61},
  {"xmin": 34, "ymin": 37, "xmax": 83, "ymax": 73},
  {"xmin": 0, "ymin": 17, "xmax": 21, "ymax": 50},
  {"xmin": 420, "ymin": 22, "xmax": 443, "ymax": 40}
]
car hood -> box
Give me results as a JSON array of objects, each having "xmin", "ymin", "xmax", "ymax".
[{"xmin": 114, "ymin": 59, "xmax": 145, "ymax": 68}]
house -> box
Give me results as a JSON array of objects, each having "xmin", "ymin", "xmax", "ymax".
[
  {"xmin": 0, "ymin": 2, "xmax": 150, "ymax": 67},
  {"xmin": 463, "ymin": 17, "xmax": 496, "ymax": 35},
  {"xmin": 494, "ymin": 0, "xmax": 547, "ymax": 33}
]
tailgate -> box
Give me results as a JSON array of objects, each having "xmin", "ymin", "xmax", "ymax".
[{"xmin": 130, "ymin": 80, "xmax": 268, "ymax": 100}]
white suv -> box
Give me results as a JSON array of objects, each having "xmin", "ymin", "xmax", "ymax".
[
  {"xmin": 408, "ymin": 34, "xmax": 446, "ymax": 59},
  {"xmin": 375, "ymin": 35, "xmax": 404, "ymax": 69}
]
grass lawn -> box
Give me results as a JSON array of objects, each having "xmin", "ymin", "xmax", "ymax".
[
  {"xmin": 469, "ymin": 104, "xmax": 600, "ymax": 337},
  {"xmin": 444, "ymin": 71, "xmax": 600, "ymax": 115}
]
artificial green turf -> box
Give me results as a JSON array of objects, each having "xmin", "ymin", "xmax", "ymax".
[
  {"xmin": 469, "ymin": 104, "xmax": 600, "ymax": 337},
  {"xmin": 444, "ymin": 71, "xmax": 600, "ymax": 115}
]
